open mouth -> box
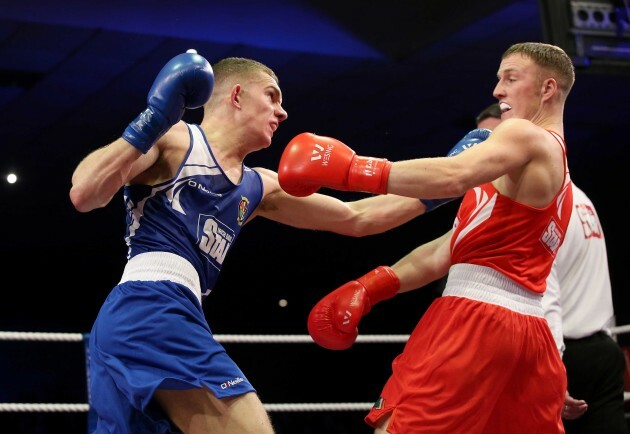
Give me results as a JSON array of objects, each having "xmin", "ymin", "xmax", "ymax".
[{"xmin": 499, "ymin": 102, "xmax": 512, "ymax": 113}]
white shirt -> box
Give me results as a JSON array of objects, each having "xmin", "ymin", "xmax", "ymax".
[{"xmin": 542, "ymin": 184, "xmax": 615, "ymax": 356}]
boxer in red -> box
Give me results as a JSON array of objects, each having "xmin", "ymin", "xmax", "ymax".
[{"xmin": 280, "ymin": 42, "xmax": 576, "ymax": 433}]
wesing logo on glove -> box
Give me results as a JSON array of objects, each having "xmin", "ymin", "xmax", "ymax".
[{"xmin": 310, "ymin": 143, "xmax": 334, "ymax": 165}]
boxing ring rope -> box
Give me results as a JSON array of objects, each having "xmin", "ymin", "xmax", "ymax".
[
  {"xmin": 0, "ymin": 331, "xmax": 411, "ymax": 344},
  {"xmin": 0, "ymin": 332, "xmax": 409, "ymax": 414},
  {"xmin": 1, "ymin": 327, "xmax": 629, "ymax": 414}
]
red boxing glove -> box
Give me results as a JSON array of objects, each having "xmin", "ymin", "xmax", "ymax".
[
  {"xmin": 307, "ymin": 266, "xmax": 400, "ymax": 350},
  {"xmin": 278, "ymin": 132, "xmax": 392, "ymax": 197}
]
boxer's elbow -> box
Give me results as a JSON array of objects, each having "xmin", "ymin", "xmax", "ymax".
[
  {"xmin": 69, "ymin": 186, "xmax": 94, "ymax": 212},
  {"xmin": 69, "ymin": 184, "xmax": 110, "ymax": 212}
]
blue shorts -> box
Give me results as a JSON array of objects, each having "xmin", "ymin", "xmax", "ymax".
[{"xmin": 88, "ymin": 280, "xmax": 255, "ymax": 433}]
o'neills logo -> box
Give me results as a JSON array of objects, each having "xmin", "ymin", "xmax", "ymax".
[{"xmin": 220, "ymin": 376, "xmax": 245, "ymax": 389}]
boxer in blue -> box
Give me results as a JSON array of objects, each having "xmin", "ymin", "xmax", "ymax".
[{"xmin": 70, "ymin": 50, "xmax": 427, "ymax": 433}]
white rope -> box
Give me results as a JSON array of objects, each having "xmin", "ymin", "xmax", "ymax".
[
  {"xmin": 2, "ymin": 328, "xmax": 629, "ymax": 343},
  {"xmin": 0, "ymin": 332, "xmax": 410, "ymax": 344},
  {"xmin": 0, "ymin": 403, "xmax": 89, "ymax": 412},
  {"xmin": 0, "ymin": 332, "xmax": 84, "ymax": 342},
  {"xmin": 264, "ymin": 402, "xmax": 373, "ymax": 412},
  {"xmin": 3, "ymin": 328, "xmax": 630, "ymax": 343},
  {"xmin": 611, "ymin": 324, "xmax": 630, "ymax": 335},
  {"xmin": 215, "ymin": 334, "xmax": 315, "ymax": 343},
  {"xmin": 213, "ymin": 334, "xmax": 410, "ymax": 343},
  {"xmin": 1, "ymin": 394, "xmax": 628, "ymax": 414},
  {"xmin": 0, "ymin": 402, "xmax": 373, "ymax": 413}
]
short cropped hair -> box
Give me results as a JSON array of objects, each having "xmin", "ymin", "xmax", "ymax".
[
  {"xmin": 475, "ymin": 103, "xmax": 502, "ymax": 126},
  {"xmin": 212, "ymin": 57, "xmax": 279, "ymax": 86},
  {"xmin": 502, "ymin": 42, "xmax": 575, "ymax": 94}
]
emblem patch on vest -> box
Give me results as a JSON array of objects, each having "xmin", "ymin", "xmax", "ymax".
[{"xmin": 237, "ymin": 196, "xmax": 250, "ymax": 226}]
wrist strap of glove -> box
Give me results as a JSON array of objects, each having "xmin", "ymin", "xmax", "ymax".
[
  {"xmin": 358, "ymin": 266, "xmax": 400, "ymax": 308},
  {"xmin": 348, "ymin": 156, "xmax": 392, "ymax": 194},
  {"xmin": 122, "ymin": 107, "xmax": 168, "ymax": 154}
]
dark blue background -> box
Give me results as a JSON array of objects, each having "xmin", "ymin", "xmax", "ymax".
[{"xmin": 1, "ymin": 1, "xmax": 628, "ymax": 432}]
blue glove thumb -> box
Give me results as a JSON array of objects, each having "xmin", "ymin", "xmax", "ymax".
[
  {"xmin": 446, "ymin": 128, "xmax": 492, "ymax": 157},
  {"xmin": 420, "ymin": 128, "xmax": 492, "ymax": 212}
]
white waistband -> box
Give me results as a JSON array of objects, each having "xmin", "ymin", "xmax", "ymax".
[
  {"xmin": 120, "ymin": 252, "xmax": 202, "ymax": 304},
  {"xmin": 443, "ymin": 263, "xmax": 544, "ymax": 317}
]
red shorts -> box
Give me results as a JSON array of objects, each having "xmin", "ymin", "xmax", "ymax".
[{"xmin": 365, "ymin": 295, "xmax": 566, "ymax": 433}]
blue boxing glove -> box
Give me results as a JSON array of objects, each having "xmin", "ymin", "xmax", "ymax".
[
  {"xmin": 420, "ymin": 128, "xmax": 491, "ymax": 212},
  {"xmin": 443, "ymin": 128, "xmax": 491, "ymax": 157},
  {"xmin": 123, "ymin": 49, "xmax": 214, "ymax": 153}
]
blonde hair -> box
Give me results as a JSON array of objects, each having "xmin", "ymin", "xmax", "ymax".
[
  {"xmin": 212, "ymin": 57, "xmax": 279, "ymax": 87},
  {"xmin": 503, "ymin": 42, "xmax": 575, "ymax": 95}
]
